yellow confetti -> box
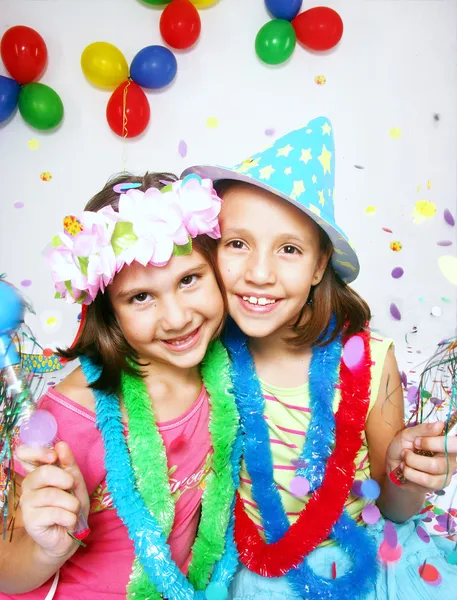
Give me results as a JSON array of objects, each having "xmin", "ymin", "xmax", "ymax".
[
  {"xmin": 40, "ymin": 171, "xmax": 52, "ymax": 182},
  {"xmin": 366, "ymin": 206, "xmax": 376, "ymax": 214},
  {"xmin": 390, "ymin": 241, "xmax": 402, "ymax": 252},
  {"xmin": 314, "ymin": 75, "xmax": 326, "ymax": 85},
  {"xmin": 416, "ymin": 185, "xmax": 421, "ymax": 192},
  {"xmin": 206, "ymin": 117, "xmax": 219, "ymax": 129},
  {"xmin": 28, "ymin": 138, "xmax": 40, "ymax": 150},
  {"xmin": 46, "ymin": 317, "xmax": 57, "ymax": 327},
  {"xmin": 438, "ymin": 256, "xmax": 457, "ymax": 286},
  {"xmin": 412, "ymin": 200, "xmax": 436, "ymax": 223},
  {"xmin": 389, "ymin": 127, "xmax": 402, "ymax": 139},
  {"xmin": 427, "ymin": 180, "xmax": 432, "ymax": 190}
]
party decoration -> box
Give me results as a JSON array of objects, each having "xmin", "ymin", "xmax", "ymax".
[
  {"xmin": 292, "ymin": 7, "xmax": 343, "ymax": 52},
  {"xmin": 191, "ymin": 0, "xmax": 218, "ymax": 7},
  {"xmin": 18, "ymin": 83, "xmax": 64, "ymax": 130},
  {"xmin": 391, "ymin": 267, "xmax": 404, "ymax": 279},
  {"xmin": 342, "ymin": 335, "xmax": 364, "ymax": 371},
  {"xmin": 265, "ymin": 0, "xmax": 302, "ymax": 21},
  {"xmin": 160, "ymin": 0, "xmax": 201, "ymax": 50},
  {"xmin": 0, "ymin": 26, "xmax": 47, "ymax": 84},
  {"xmin": 255, "ymin": 19, "xmax": 296, "ymax": 65},
  {"xmin": 106, "ymin": 80, "xmax": 150, "ymax": 138},
  {"xmin": 141, "ymin": 0, "xmax": 173, "ymax": 4},
  {"xmin": 444, "ymin": 209, "xmax": 455, "ymax": 226},
  {"xmin": 0, "ymin": 76, "xmax": 20, "ymax": 123},
  {"xmin": 130, "ymin": 45, "xmax": 177, "ymax": 89},
  {"xmin": 81, "ymin": 42, "xmax": 129, "ymax": 89},
  {"xmin": 438, "ymin": 255, "xmax": 457, "ymax": 286},
  {"xmin": 389, "ymin": 303, "xmax": 401, "ymax": 321}
]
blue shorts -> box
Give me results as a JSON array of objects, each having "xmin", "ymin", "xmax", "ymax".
[{"xmin": 229, "ymin": 516, "xmax": 456, "ymax": 599}]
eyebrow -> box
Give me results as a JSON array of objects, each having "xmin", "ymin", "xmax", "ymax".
[
  {"xmin": 222, "ymin": 228, "xmax": 309, "ymax": 246},
  {"xmin": 116, "ymin": 262, "xmax": 209, "ymax": 299}
]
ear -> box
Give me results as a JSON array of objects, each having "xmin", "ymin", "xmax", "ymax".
[{"xmin": 312, "ymin": 250, "xmax": 331, "ymax": 285}]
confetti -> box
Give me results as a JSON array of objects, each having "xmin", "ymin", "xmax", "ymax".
[
  {"xmin": 390, "ymin": 303, "xmax": 401, "ymax": 320},
  {"xmin": 384, "ymin": 520, "xmax": 398, "ymax": 548},
  {"xmin": 418, "ymin": 563, "xmax": 441, "ymax": 586},
  {"xmin": 28, "ymin": 138, "xmax": 40, "ymax": 150},
  {"xmin": 42, "ymin": 348, "xmax": 54, "ymax": 357},
  {"xmin": 389, "ymin": 127, "xmax": 402, "ymax": 139},
  {"xmin": 427, "ymin": 180, "xmax": 432, "ymax": 190},
  {"xmin": 314, "ymin": 74, "xmax": 326, "ymax": 85},
  {"xmin": 264, "ymin": 128, "xmax": 275, "ymax": 136},
  {"xmin": 354, "ymin": 165, "xmax": 365, "ymax": 170},
  {"xmin": 20, "ymin": 279, "xmax": 32, "ymax": 287},
  {"xmin": 362, "ymin": 504, "xmax": 381, "ymax": 525},
  {"xmin": 390, "ymin": 241, "xmax": 402, "ymax": 252},
  {"xmin": 40, "ymin": 310, "xmax": 63, "ymax": 334},
  {"xmin": 351, "ymin": 480, "xmax": 363, "ymax": 497},
  {"xmin": 40, "ymin": 172, "xmax": 52, "ymax": 182},
  {"xmin": 407, "ymin": 386, "xmax": 419, "ymax": 405},
  {"xmin": 413, "ymin": 200, "xmax": 436, "ymax": 224},
  {"xmin": 342, "ymin": 335, "xmax": 364, "ymax": 371},
  {"xmin": 431, "ymin": 306, "xmax": 442, "ymax": 317},
  {"xmin": 290, "ymin": 476, "xmax": 310, "ymax": 497},
  {"xmin": 444, "ymin": 209, "xmax": 455, "ymax": 226},
  {"xmin": 14, "ymin": 202, "xmax": 24, "ymax": 209},
  {"xmin": 178, "ymin": 140, "xmax": 188, "ymax": 158},
  {"xmin": 438, "ymin": 255, "xmax": 457, "ymax": 286},
  {"xmin": 391, "ymin": 267, "xmax": 404, "ymax": 279},
  {"xmin": 441, "ymin": 296, "xmax": 451, "ymax": 303},
  {"xmin": 331, "ymin": 562, "xmax": 337, "ymax": 579},
  {"xmin": 113, "ymin": 182, "xmax": 142, "ymax": 194},
  {"xmin": 206, "ymin": 117, "xmax": 219, "ymax": 129},
  {"xmin": 365, "ymin": 206, "xmax": 376, "ymax": 214},
  {"xmin": 379, "ymin": 540, "xmax": 402, "ymax": 563},
  {"xmin": 437, "ymin": 240, "xmax": 453, "ymax": 246},
  {"xmin": 361, "ymin": 479, "xmax": 380, "ymax": 500},
  {"xmin": 382, "ymin": 227, "xmax": 393, "ymax": 233},
  {"xmin": 416, "ymin": 525, "xmax": 430, "ymax": 543},
  {"xmin": 400, "ymin": 371, "xmax": 407, "ymax": 388}
]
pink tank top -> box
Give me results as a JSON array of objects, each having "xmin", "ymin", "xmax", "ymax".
[{"xmin": 5, "ymin": 385, "xmax": 212, "ymax": 600}]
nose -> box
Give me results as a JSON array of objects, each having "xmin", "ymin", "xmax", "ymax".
[
  {"xmin": 245, "ymin": 249, "xmax": 276, "ymax": 286},
  {"xmin": 160, "ymin": 295, "xmax": 193, "ymax": 333}
]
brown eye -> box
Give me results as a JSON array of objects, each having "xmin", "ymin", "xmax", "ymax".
[
  {"xmin": 131, "ymin": 292, "xmax": 150, "ymax": 303},
  {"xmin": 229, "ymin": 240, "xmax": 245, "ymax": 249},
  {"xmin": 282, "ymin": 245, "xmax": 298, "ymax": 254},
  {"xmin": 180, "ymin": 274, "xmax": 199, "ymax": 288}
]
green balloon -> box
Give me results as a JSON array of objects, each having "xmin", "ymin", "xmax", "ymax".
[
  {"xmin": 140, "ymin": 0, "xmax": 172, "ymax": 5},
  {"xmin": 255, "ymin": 19, "xmax": 296, "ymax": 65},
  {"xmin": 18, "ymin": 83, "xmax": 64, "ymax": 131}
]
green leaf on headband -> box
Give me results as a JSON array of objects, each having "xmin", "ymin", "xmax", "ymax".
[
  {"xmin": 78, "ymin": 257, "xmax": 89, "ymax": 276},
  {"xmin": 112, "ymin": 222, "xmax": 138, "ymax": 257},
  {"xmin": 52, "ymin": 235, "xmax": 62, "ymax": 248},
  {"xmin": 64, "ymin": 281, "xmax": 73, "ymax": 295},
  {"xmin": 75, "ymin": 291, "xmax": 88, "ymax": 304},
  {"xmin": 55, "ymin": 292, "xmax": 62, "ymax": 299},
  {"xmin": 160, "ymin": 184, "xmax": 173, "ymax": 193},
  {"xmin": 173, "ymin": 236, "xmax": 192, "ymax": 257}
]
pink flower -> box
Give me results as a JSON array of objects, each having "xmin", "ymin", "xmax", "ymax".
[{"xmin": 174, "ymin": 176, "xmax": 221, "ymax": 239}]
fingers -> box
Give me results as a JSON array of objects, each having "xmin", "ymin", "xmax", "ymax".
[
  {"xmin": 15, "ymin": 445, "xmax": 58, "ymax": 473},
  {"xmin": 401, "ymin": 421, "xmax": 444, "ymax": 443},
  {"xmin": 21, "ymin": 464, "xmax": 75, "ymax": 495},
  {"xmin": 402, "ymin": 450, "xmax": 457, "ymax": 490},
  {"xmin": 54, "ymin": 442, "xmax": 89, "ymax": 514},
  {"xmin": 415, "ymin": 434, "xmax": 457, "ymax": 454},
  {"xmin": 23, "ymin": 506, "xmax": 79, "ymax": 532},
  {"xmin": 21, "ymin": 486, "xmax": 81, "ymax": 515}
]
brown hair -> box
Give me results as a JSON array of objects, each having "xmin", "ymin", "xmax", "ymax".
[
  {"xmin": 58, "ymin": 172, "xmax": 227, "ymax": 393},
  {"xmin": 215, "ymin": 180, "xmax": 371, "ymax": 348}
]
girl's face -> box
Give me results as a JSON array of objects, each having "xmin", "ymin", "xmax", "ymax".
[
  {"xmin": 108, "ymin": 249, "xmax": 224, "ymax": 370},
  {"xmin": 217, "ymin": 184, "xmax": 328, "ymax": 341}
]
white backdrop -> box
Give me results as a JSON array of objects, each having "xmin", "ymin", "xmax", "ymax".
[{"xmin": 1, "ymin": 0, "xmax": 457, "ymax": 523}]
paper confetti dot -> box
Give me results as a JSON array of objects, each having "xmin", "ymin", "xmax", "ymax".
[
  {"xmin": 379, "ymin": 540, "xmax": 402, "ymax": 563},
  {"xmin": 389, "ymin": 127, "xmax": 402, "ymax": 139},
  {"xmin": 314, "ymin": 74, "xmax": 326, "ymax": 85},
  {"xmin": 407, "ymin": 386, "xmax": 419, "ymax": 405},
  {"xmin": 290, "ymin": 476, "xmax": 310, "ymax": 497},
  {"xmin": 342, "ymin": 336, "xmax": 364, "ymax": 371},
  {"xmin": 14, "ymin": 202, "xmax": 24, "ymax": 209},
  {"xmin": 413, "ymin": 200, "xmax": 436, "ymax": 222},
  {"xmin": 391, "ymin": 267, "xmax": 404, "ymax": 279},
  {"xmin": 28, "ymin": 138, "xmax": 40, "ymax": 150},
  {"xmin": 206, "ymin": 117, "xmax": 219, "ymax": 129},
  {"xmin": 178, "ymin": 140, "xmax": 188, "ymax": 158},
  {"xmin": 431, "ymin": 306, "xmax": 442, "ymax": 317},
  {"xmin": 382, "ymin": 227, "xmax": 393, "ymax": 233},
  {"xmin": 444, "ymin": 209, "xmax": 455, "ymax": 226},
  {"xmin": 351, "ymin": 480, "xmax": 363, "ymax": 497},
  {"xmin": 390, "ymin": 303, "xmax": 401, "ymax": 320},
  {"xmin": 441, "ymin": 296, "xmax": 451, "ymax": 303},
  {"xmin": 427, "ymin": 180, "xmax": 432, "ymax": 190},
  {"xmin": 384, "ymin": 520, "xmax": 398, "ymax": 548},
  {"xmin": 361, "ymin": 479, "xmax": 380, "ymax": 500},
  {"xmin": 362, "ymin": 504, "xmax": 381, "ymax": 525},
  {"xmin": 366, "ymin": 206, "xmax": 376, "ymax": 214},
  {"xmin": 46, "ymin": 317, "xmax": 57, "ymax": 327},
  {"xmin": 418, "ymin": 563, "xmax": 441, "ymax": 585},
  {"xmin": 416, "ymin": 525, "xmax": 430, "ymax": 543},
  {"xmin": 354, "ymin": 165, "xmax": 365, "ymax": 170},
  {"xmin": 400, "ymin": 371, "xmax": 407, "ymax": 388},
  {"xmin": 390, "ymin": 241, "xmax": 402, "ymax": 252},
  {"xmin": 42, "ymin": 348, "xmax": 54, "ymax": 358},
  {"xmin": 40, "ymin": 172, "xmax": 52, "ymax": 182},
  {"xmin": 438, "ymin": 255, "xmax": 457, "ymax": 286},
  {"xmin": 40, "ymin": 310, "xmax": 63, "ymax": 334},
  {"xmin": 437, "ymin": 240, "xmax": 453, "ymax": 246},
  {"xmin": 20, "ymin": 280, "xmax": 32, "ymax": 287},
  {"xmin": 264, "ymin": 128, "xmax": 275, "ymax": 136}
]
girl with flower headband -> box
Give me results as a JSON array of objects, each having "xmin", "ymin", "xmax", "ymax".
[
  {"xmin": 0, "ymin": 172, "xmax": 241, "ymax": 599},
  {"xmin": 183, "ymin": 116, "xmax": 457, "ymax": 599}
]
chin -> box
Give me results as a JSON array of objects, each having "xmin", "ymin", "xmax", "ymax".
[{"xmin": 231, "ymin": 315, "xmax": 281, "ymax": 339}]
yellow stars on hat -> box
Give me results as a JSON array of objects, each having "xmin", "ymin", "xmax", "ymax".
[
  {"xmin": 234, "ymin": 157, "xmax": 261, "ymax": 173},
  {"xmin": 276, "ymin": 144, "xmax": 294, "ymax": 158},
  {"xmin": 321, "ymin": 122, "xmax": 332, "ymax": 135},
  {"xmin": 291, "ymin": 180, "xmax": 305, "ymax": 199},
  {"xmin": 312, "ymin": 174, "xmax": 317, "ymax": 184},
  {"xmin": 299, "ymin": 148, "xmax": 312, "ymax": 164},
  {"xmin": 259, "ymin": 165, "xmax": 275, "ymax": 180},
  {"xmin": 284, "ymin": 167, "xmax": 292, "ymax": 175},
  {"xmin": 308, "ymin": 204, "xmax": 321, "ymax": 216},
  {"xmin": 318, "ymin": 190, "xmax": 325, "ymax": 206},
  {"xmin": 318, "ymin": 144, "xmax": 332, "ymax": 175}
]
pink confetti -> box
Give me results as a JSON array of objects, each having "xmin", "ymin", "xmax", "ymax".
[
  {"xmin": 14, "ymin": 202, "xmax": 24, "ymax": 209},
  {"xmin": 178, "ymin": 140, "xmax": 188, "ymax": 158},
  {"xmin": 444, "ymin": 209, "xmax": 455, "ymax": 226},
  {"xmin": 362, "ymin": 504, "xmax": 381, "ymax": 524},
  {"xmin": 407, "ymin": 386, "xmax": 419, "ymax": 405},
  {"xmin": 416, "ymin": 525, "xmax": 430, "ymax": 543},
  {"xmin": 290, "ymin": 476, "xmax": 310, "ymax": 497},
  {"xmin": 419, "ymin": 563, "xmax": 441, "ymax": 586},
  {"xmin": 20, "ymin": 280, "xmax": 32, "ymax": 287},
  {"xmin": 383, "ymin": 520, "xmax": 398, "ymax": 548},
  {"xmin": 390, "ymin": 303, "xmax": 401, "ymax": 320},
  {"xmin": 342, "ymin": 335, "xmax": 364, "ymax": 371},
  {"xmin": 391, "ymin": 267, "xmax": 404, "ymax": 279},
  {"xmin": 382, "ymin": 227, "xmax": 393, "ymax": 233},
  {"xmin": 437, "ymin": 240, "xmax": 453, "ymax": 246},
  {"xmin": 379, "ymin": 540, "xmax": 402, "ymax": 563},
  {"xmin": 265, "ymin": 128, "xmax": 275, "ymax": 136}
]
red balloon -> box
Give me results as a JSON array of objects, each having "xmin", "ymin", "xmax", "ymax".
[
  {"xmin": 293, "ymin": 7, "xmax": 343, "ymax": 51},
  {"xmin": 1, "ymin": 26, "xmax": 48, "ymax": 84},
  {"xmin": 160, "ymin": 0, "xmax": 201, "ymax": 50},
  {"xmin": 106, "ymin": 81, "xmax": 150, "ymax": 138}
]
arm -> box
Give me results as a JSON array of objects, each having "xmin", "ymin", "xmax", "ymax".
[{"xmin": 0, "ymin": 443, "xmax": 89, "ymax": 594}]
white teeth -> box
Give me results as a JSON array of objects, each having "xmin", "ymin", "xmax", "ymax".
[{"xmin": 242, "ymin": 296, "xmax": 276, "ymax": 306}]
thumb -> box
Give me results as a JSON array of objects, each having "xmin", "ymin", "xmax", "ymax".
[
  {"xmin": 401, "ymin": 420, "xmax": 444, "ymax": 442},
  {"xmin": 55, "ymin": 441, "xmax": 89, "ymax": 515}
]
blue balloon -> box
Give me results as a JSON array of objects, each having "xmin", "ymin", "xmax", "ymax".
[
  {"xmin": 0, "ymin": 76, "xmax": 21, "ymax": 123},
  {"xmin": 265, "ymin": 0, "xmax": 302, "ymax": 21},
  {"xmin": 130, "ymin": 46, "xmax": 177, "ymax": 90}
]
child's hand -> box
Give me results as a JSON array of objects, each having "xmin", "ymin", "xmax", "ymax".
[
  {"xmin": 386, "ymin": 421, "xmax": 457, "ymax": 492},
  {"xmin": 16, "ymin": 441, "xmax": 90, "ymax": 561}
]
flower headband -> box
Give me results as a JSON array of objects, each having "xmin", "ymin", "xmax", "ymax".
[{"xmin": 46, "ymin": 175, "xmax": 222, "ymax": 305}]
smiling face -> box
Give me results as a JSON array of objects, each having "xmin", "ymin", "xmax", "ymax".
[
  {"xmin": 216, "ymin": 183, "xmax": 329, "ymax": 342},
  {"xmin": 108, "ymin": 248, "xmax": 225, "ymax": 371}
]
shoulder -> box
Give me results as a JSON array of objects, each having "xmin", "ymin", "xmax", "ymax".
[{"xmin": 54, "ymin": 365, "xmax": 96, "ymax": 413}]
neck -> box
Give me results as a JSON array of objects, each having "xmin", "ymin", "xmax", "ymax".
[{"xmin": 140, "ymin": 359, "xmax": 200, "ymax": 388}]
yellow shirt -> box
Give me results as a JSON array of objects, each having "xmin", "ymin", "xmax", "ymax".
[{"xmin": 238, "ymin": 334, "xmax": 393, "ymax": 546}]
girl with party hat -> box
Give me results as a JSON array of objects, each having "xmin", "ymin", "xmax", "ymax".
[
  {"xmin": 183, "ymin": 117, "xmax": 457, "ymax": 599},
  {"xmin": 0, "ymin": 172, "xmax": 241, "ymax": 599}
]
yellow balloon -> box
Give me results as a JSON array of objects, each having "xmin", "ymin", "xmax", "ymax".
[
  {"xmin": 81, "ymin": 42, "xmax": 128, "ymax": 89},
  {"xmin": 191, "ymin": 0, "xmax": 219, "ymax": 7}
]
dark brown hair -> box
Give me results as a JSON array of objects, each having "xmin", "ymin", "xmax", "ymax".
[
  {"xmin": 58, "ymin": 172, "xmax": 227, "ymax": 393},
  {"xmin": 215, "ymin": 180, "xmax": 371, "ymax": 348}
]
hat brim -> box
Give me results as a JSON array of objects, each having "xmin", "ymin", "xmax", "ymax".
[{"xmin": 182, "ymin": 164, "xmax": 360, "ymax": 284}]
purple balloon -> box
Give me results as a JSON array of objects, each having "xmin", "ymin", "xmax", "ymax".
[
  {"xmin": 20, "ymin": 410, "xmax": 58, "ymax": 448},
  {"xmin": 391, "ymin": 267, "xmax": 404, "ymax": 279},
  {"xmin": 390, "ymin": 303, "xmax": 401, "ymax": 320},
  {"xmin": 444, "ymin": 209, "xmax": 455, "ymax": 226}
]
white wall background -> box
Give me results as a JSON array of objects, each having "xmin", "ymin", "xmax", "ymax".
[{"xmin": 1, "ymin": 0, "xmax": 457, "ymax": 522}]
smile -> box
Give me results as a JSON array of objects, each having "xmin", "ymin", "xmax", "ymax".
[
  {"xmin": 237, "ymin": 294, "xmax": 282, "ymax": 314},
  {"xmin": 159, "ymin": 326, "xmax": 201, "ymax": 352}
]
